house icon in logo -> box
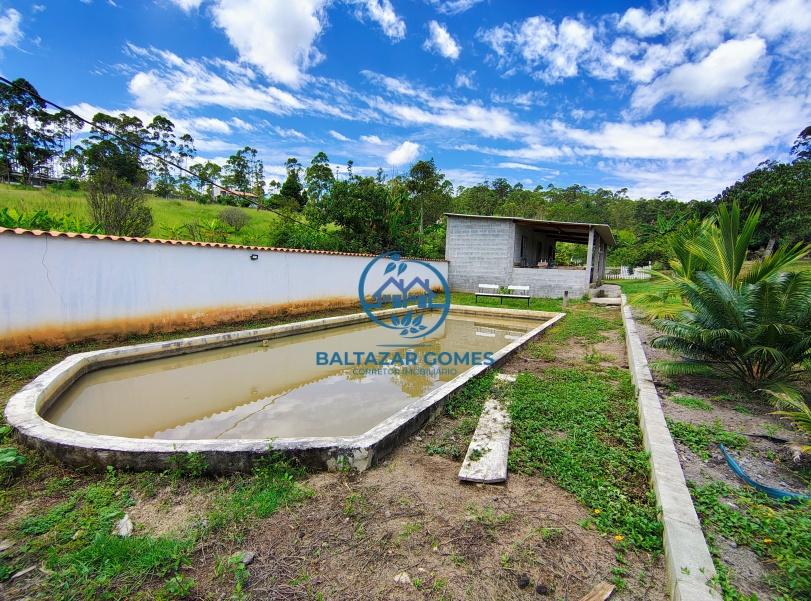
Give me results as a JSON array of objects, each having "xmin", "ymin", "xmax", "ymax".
[{"xmin": 371, "ymin": 276, "xmax": 435, "ymax": 309}]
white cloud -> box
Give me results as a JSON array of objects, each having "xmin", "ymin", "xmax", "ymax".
[
  {"xmin": 457, "ymin": 143, "xmax": 566, "ymax": 161},
  {"xmin": 272, "ymin": 125, "xmax": 306, "ymax": 139},
  {"xmin": 423, "ymin": 20, "xmax": 460, "ymax": 60},
  {"xmin": 631, "ymin": 36, "xmax": 768, "ymax": 111},
  {"xmin": 496, "ymin": 162, "xmax": 551, "ymax": 172},
  {"xmin": 454, "ymin": 71, "xmax": 475, "ymax": 89},
  {"xmin": 192, "ymin": 116, "xmax": 233, "ymax": 134},
  {"xmin": 329, "ymin": 129, "xmax": 351, "ymax": 141},
  {"xmin": 351, "ymin": 0, "xmax": 406, "ymax": 41},
  {"xmin": 478, "ymin": 16, "xmax": 595, "ymax": 82},
  {"xmin": 229, "ymin": 117, "xmax": 254, "ymax": 130},
  {"xmin": 168, "ymin": 0, "xmax": 203, "ymax": 10},
  {"xmin": 555, "ymin": 94, "xmax": 806, "ymax": 161},
  {"xmin": 360, "ymin": 134, "xmax": 384, "ymax": 144},
  {"xmin": 428, "ymin": 0, "xmax": 483, "ymax": 15},
  {"xmin": 32, "ymin": 4, "xmax": 46, "ymax": 13},
  {"xmin": 211, "ymin": 0, "xmax": 328, "ymax": 86},
  {"xmin": 125, "ymin": 45, "xmax": 304, "ymax": 114},
  {"xmin": 618, "ymin": 7, "xmax": 664, "ymax": 37},
  {"xmin": 386, "ymin": 140, "xmax": 420, "ymax": 165},
  {"xmin": 0, "ymin": 8, "xmax": 22, "ymax": 47}
]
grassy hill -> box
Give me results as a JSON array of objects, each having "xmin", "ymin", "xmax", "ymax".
[{"xmin": 0, "ymin": 184, "xmax": 280, "ymax": 246}]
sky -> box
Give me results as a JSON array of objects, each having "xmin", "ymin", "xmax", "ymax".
[{"xmin": 0, "ymin": 0, "xmax": 809, "ymax": 200}]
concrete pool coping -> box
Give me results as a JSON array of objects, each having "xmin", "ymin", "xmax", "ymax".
[
  {"xmin": 620, "ymin": 295, "xmax": 719, "ymax": 601},
  {"xmin": 5, "ymin": 304, "xmax": 564, "ymax": 473}
]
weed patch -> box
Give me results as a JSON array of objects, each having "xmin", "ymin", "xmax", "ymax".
[
  {"xmin": 692, "ymin": 481, "xmax": 811, "ymax": 600},
  {"xmin": 666, "ymin": 419, "xmax": 747, "ymax": 460},
  {"xmin": 507, "ymin": 368, "xmax": 661, "ymax": 551},
  {"xmin": 670, "ymin": 395, "xmax": 713, "ymax": 411}
]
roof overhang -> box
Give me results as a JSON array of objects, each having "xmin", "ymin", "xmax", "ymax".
[{"xmin": 444, "ymin": 213, "xmax": 615, "ymax": 246}]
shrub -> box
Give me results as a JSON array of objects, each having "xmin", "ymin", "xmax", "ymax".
[
  {"xmin": 86, "ymin": 170, "xmax": 153, "ymax": 237},
  {"xmin": 218, "ymin": 206, "xmax": 250, "ymax": 232},
  {"xmin": 0, "ymin": 447, "xmax": 25, "ymax": 481},
  {"xmin": 0, "ymin": 207, "xmax": 100, "ymax": 234},
  {"xmin": 651, "ymin": 203, "xmax": 811, "ymax": 397}
]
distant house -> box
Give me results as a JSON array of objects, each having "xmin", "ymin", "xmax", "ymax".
[{"xmin": 445, "ymin": 213, "xmax": 615, "ymax": 298}]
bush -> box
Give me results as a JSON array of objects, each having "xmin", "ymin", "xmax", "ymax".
[
  {"xmin": 218, "ymin": 206, "xmax": 250, "ymax": 232},
  {"xmin": 86, "ymin": 170, "xmax": 153, "ymax": 237},
  {"xmin": 0, "ymin": 447, "xmax": 25, "ymax": 481},
  {"xmin": 48, "ymin": 179, "xmax": 82, "ymax": 192},
  {"xmin": 0, "ymin": 207, "xmax": 100, "ymax": 234},
  {"xmin": 652, "ymin": 203, "xmax": 811, "ymax": 396}
]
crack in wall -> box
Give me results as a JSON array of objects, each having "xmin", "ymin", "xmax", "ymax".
[{"xmin": 40, "ymin": 236, "xmax": 65, "ymax": 305}]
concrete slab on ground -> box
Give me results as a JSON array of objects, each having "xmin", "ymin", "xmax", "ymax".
[
  {"xmin": 589, "ymin": 297, "xmax": 622, "ymax": 306},
  {"xmin": 459, "ymin": 397, "xmax": 511, "ymax": 484}
]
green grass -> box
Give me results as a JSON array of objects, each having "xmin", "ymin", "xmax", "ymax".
[
  {"xmin": 507, "ymin": 367, "xmax": 662, "ymax": 552},
  {"xmin": 450, "ymin": 292, "xmax": 563, "ymax": 312},
  {"xmin": 692, "ymin": 481, "xmax": 811, "ymax": 601},
  {"xmin": 0, "ymin": 183, "xmax": 279, "ymax": 245},
  {"xmin": 669, "ymin": 395, "xmax": 713, "ymax": 411},
  {"xmin": 1, "ymin": 456, "xmax": 308, "ymax": 599},
  {"xmin": 666, "ymin": 419, "xmax": 747, "ymax": 460}
]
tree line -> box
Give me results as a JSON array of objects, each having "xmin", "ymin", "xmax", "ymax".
[{"xmin": 1, "ymin": 77, "xmax": 809, "ymax": 261}]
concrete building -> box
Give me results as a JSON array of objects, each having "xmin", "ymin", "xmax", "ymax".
[{"xmin": 445, "ymin": 213, "xmax": 614, "ymax": 298}]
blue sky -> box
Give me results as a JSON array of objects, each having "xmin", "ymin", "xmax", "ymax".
[{"xmin": 0, "ymin": 0, "xmax": 809, "ymax": 200}]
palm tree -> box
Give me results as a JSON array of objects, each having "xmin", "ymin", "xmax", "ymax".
[{"xmin": 650, "ymin": 202, "xmax": 811, "ymax": 398}]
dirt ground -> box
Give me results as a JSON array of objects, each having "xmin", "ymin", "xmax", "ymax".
[
  {"xmin": 634, "ymin": 313, "xmax": 811, "ymax": 600},
  {"xmin": 187, "ymin": 433, "xmax": 666, "ymax": 601},
  {"xmin": 179, "ymin": 305, "xmax": 667, "ymax": 601}
]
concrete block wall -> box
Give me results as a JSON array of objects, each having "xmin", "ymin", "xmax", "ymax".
[
  {"xmin": 445, "ymin": 216, "xmax": 514, "ymax": 292},
  {"xmin": 445, "ymin": 215, "xmax": 590, "ymax": 298},
  {"xmin": 511, "ymin": 267, "xmax": 587, "ymax": 298}
]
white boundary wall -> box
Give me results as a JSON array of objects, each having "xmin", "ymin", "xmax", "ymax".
[{"xmin": 0, "ymin": 232, "xmax": 448, "ymax": 350}]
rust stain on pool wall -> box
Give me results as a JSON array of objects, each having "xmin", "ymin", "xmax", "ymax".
[{"xmin": 0, "ymin": 296, "xmax": 359, "ymax": 354}]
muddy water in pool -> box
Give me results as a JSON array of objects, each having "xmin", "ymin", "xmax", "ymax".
[{"xmin": 44, "ymin": 314, "xmax": 536, "ymax": 440}]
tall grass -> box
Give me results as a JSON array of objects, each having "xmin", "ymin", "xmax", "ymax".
[{"xmin": 0, "ymin": 184, "xmax": 280, "ymax": 245}]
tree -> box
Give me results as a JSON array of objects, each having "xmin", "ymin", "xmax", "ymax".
[
  {"xmin": 405, "ymin": 159, "xmax": 453, "ymax": 238},
  {"xmin": 309, "ymin": 162, "xmax": 420, "ymax": 254},
  {"xmin": 80, "ymin": 112, "xmax": 149, "ymax": 187},
  {"xmin": 304, "ymin": 151, "xmax": 334, "ymax": 205},
  {"xmin": 791, "ymin": 125, "xmax": 811, "ymax": 162},
  {"xmin": 147, "ymin": 115, "xmax": 177, "ymax": 197},
  {"xmin": 651, "ymin": 202, "xmax": 811, "ymax": 396},
  {"xmin": 280, "ymin": 157, "xmax": 305, "ymax": 209},
  {"xmin": 86, "ymin": 169, "xmax": 153, "ymax": 237},
  {"xmin": 715, "ymin": 160, "xmax": 811, "ymax": 250},
  {"xmin": 0, "ymin": 78, "xmax": 81, "ymax": 184},
  {"xmin": 189, "ymin": 161, "xmax": 222, "ymax": 197}
]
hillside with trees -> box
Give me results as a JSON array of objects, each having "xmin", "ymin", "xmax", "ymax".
[{"xmin": 2, "ymin": 78, "xmax": 809, "ymax": 262}]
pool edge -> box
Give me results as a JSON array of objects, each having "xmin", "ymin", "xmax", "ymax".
[{"xmin": 5, "ymin": 306, "xmax": 565, "ymax": 473}]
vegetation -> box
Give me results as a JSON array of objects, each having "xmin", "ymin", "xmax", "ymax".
[
  {"xmin": 650, "ymin": 203, "xmax": 811, "ymax": 400},
  {"xmin": 666, "ymin": 419, "xmax": 748, "ymax": 460},
  {"xmin": 86, "ymin": 169, "xmax": 153, "ymax": 237},
  {"xmin": 692, "ymin": 481, "xmax": 811, "ymax": 601},
  {"xmin": 508, "ymin": 367, "xmax": 662, "ymax": 552},
  {"xmin": 669, "ymin": 395, "xmax": 713, "ymax": 411},
  {"xmin": 0, "ymin": 184, "xmax": 279, "ymax": 244}
]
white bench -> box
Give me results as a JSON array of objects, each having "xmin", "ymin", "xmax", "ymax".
[{"xmin": 474, "ymin": 284, "xmax": 531, "ymax": 306}]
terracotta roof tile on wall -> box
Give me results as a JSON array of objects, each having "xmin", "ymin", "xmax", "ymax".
[{"xmin": 0, "ymin": 227, "xmax": 442, "ymax": 261}]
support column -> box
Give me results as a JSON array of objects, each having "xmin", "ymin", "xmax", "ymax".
[{"xmin": 584, "ymin": 227, "xmax": 595, "ymax": 288}]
